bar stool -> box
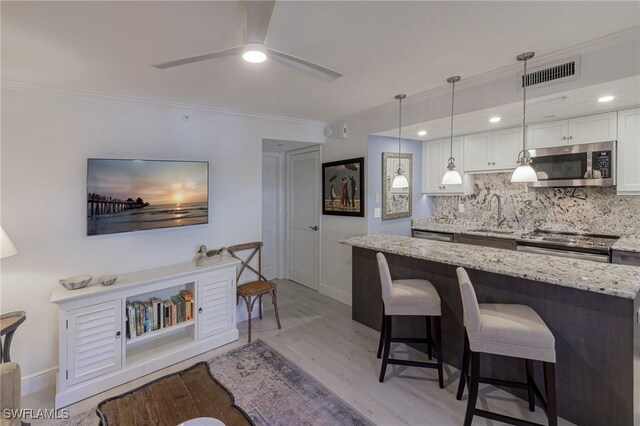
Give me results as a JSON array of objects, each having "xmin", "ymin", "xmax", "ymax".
[
  {"xmin": 455, "ymin": 267, "xmax": 557, "ymax": 426},
  {"xmin": 376, "ymin": 253, "xmax": 444, "ymax": 388}
]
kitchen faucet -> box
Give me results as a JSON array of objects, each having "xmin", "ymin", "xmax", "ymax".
[{"xmin": 488, "ymin": 194, "xmax": 505, "ymax": 228}]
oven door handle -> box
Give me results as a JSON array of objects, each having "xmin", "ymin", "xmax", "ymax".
[{"xmin": 516, "ymin": 244, "xmax": 610, "ymax": 263}]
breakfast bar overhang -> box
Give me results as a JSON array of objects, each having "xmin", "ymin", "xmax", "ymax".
[{"xmin": 342, "ymin": 234, "xmax": 640, "ymax": 426}]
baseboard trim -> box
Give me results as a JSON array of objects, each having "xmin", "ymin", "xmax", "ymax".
[
  {"xmin": 21, "ymin": 366, "xmax": 57, "ymax": 396},
  {"xmin": 319, "ymin": 283, "xmax": 352, "ymax": 306}
]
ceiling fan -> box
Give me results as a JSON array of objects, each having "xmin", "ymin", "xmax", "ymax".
[{"xmin": 152, "ymin": 0, "xmax": 342, "ymax": 83}]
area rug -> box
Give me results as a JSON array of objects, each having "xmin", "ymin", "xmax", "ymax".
[
  {"xmin": 208, "ymin": 340, "xmax": 372, "ymax": 426},
  {"xmin": 52, "ymin": 339, "xmax": 372, "ymax": 426}
]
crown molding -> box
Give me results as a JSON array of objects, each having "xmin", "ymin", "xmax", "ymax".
[{"xmin": 1, "ymin": 80, "xmax": 326, "ymax": 128}]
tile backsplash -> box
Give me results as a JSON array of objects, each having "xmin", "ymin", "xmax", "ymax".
[{"xmin": 430, "ymin": 173, "xmax": 640, "ymax": 238}]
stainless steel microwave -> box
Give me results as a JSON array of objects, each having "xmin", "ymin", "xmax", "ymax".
[{"xmin": 527, "ymin": 141, "xmax": 616, "ymax": 188}]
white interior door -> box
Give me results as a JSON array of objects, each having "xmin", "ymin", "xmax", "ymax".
[
  {"xmin": 288, "ymin": 150, "xmax": 320, "ymax": 290},
  {"xmin": 262, "ymin": 154, "xmax": 280, "ymax": 280}
]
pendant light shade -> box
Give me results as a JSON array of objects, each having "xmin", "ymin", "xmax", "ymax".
[
  {"xmin": 511, "ymin": 52, "xmax": 538, "ymax": 184},
  {"xmin": 442, "ymin": 76, "xmax": 462, "ymax": 185},
  {"xmin": 511, "ymin": 152, "xmax": 538, "ymax": 183},
  {"xmin": 392, "ymin": 172, "xmax": 409, "ymax": 189},
  {"xmin": 392, "ymin": 94, "xmax": 409, "ymax": 189}
]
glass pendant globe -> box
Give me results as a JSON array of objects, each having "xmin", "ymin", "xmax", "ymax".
[
  {"xmin": 392, "ymin": 173, "xmax": 409, "ymax": 189},
  {"xmin": 511, "ymin": 164, "xmax": 538, "ymax": 183},
  {"xmin": 442, "ymin": 170, "xmax": 462, "ymax": 185}
]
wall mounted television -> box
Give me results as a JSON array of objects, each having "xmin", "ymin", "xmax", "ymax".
[{"xmin": 87, "ymin": 159, "xmax": 209, "ymax": 236}]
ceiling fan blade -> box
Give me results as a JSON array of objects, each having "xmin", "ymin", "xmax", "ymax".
[
  {"xmin": 243, "ymin": 0, "xmax": 275, "ymax": 44},
  {"xmin": 152, "ymin": 46, "xmax": 242, "ymax": 69},
  {"xmin": 267, "ymin": 48, "xmax": 342, "ymax": 82}
]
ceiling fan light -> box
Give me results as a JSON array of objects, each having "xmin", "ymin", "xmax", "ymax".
[
  {"xmin": 392, "ymin": 172, "xmax": 409, "ymax": 189},
  {"xmin": 242, "ymin": 43, "xmax": 267, "ymax": 63}
]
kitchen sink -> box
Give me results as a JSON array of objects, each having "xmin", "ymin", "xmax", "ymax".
[{"xmin": 467, "ymin": 228, "xmax": 515, "ymax": 235}]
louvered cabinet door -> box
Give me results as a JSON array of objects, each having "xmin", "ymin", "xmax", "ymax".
[
  {"xmin": 66, "ymin": 300, "xmax": 122, "ymax": 386},
  {"xmin": 197, "ymin": 275, "xmax": 232, "ymax": 340}
]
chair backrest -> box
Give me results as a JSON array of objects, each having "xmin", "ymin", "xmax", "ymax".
[
  {"xmin": 227, "ymin": 242, "xmax": 267, "ymax": 282},
  {"xmin": 456, "ymin": 267, "xmax": 482, "ymax": 333},
  {"xmin": 376, "ymin": 253, "xmax": 394, "ymax": 303}
]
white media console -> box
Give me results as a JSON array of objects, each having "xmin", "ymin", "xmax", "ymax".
[{"xmin": 50, "ymin": 257, "xmax": 240, "ymax": 408}]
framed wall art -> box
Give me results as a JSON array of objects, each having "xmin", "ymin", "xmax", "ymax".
[
  {"xmin": 322, "ymin": 157, "xmax": 364, "ymax": 217},
  {"xmin": 382, "ymin": 152, "xmax": 412, "ymax": 220}
]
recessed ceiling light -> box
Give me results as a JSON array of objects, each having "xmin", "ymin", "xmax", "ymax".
[
  {"xmin": 242, "ymin": 43, "xmax": 267, "ymax": 63},
  {"xmin": 418, "ymin": 130, "xmax": 427, "ymax": 136},
  {"xmin": 489, "ymin": 117, "xmax": 501, "ymax": 123},
  {"xmin": 598, "ymin": 95, "xmax": 614, "ymax": 103}
]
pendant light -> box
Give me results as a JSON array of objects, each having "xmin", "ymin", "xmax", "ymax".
[
  {"xmin": 511, "ymin": 52, "xmax": 538, "ymax": 183},
  {"xmin": 392, "ymin": 94, "xmax": 409, "ymax": 189},
  {"xmin": 442, "ymin": 76, "xmax": 463, "ymax": 185}
]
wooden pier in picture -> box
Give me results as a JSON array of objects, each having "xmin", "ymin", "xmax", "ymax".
[{"xmin": 88, "ymin": 193, "xmax": 149, "ymax": 217}]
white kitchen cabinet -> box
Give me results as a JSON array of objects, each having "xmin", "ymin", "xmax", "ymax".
[
  {"xmin": 422, "ymin": 138, "xmax": 444, "ymax": 193},
  {"xmin": 51, "ymin": 259, "xmax": 240, "ymax": 408},
  {"xmin": 527, "ymin": 119, "xmax": 569, "ymax": 149},
  {"xmin": 422, "ymin": 137, "xmax": 471, "ymax": 195},
  {"xmin": 464, "ymin": 129, "xmax": 521, "ymax": 172},
  {"xmin": 65, "ymin": 300, "xmax": 122, "ymax": 386},
  {"xmin": 568, "ymin": 112, "xmax": 617, "ymax": 144},
  {"xmin": 527, "ymin": 112, "xmax": 617, "ymax": 149},
  {"xmin": 463, "ymin": 132, "xmax": 492, "ymax": 172},
  {"xmin": 492, "ymin": 127, "xmax": 523, "ymax": 170},
  {"xmin": 617, "ymin": 108, "xmax": 640, "ymax": 194}
]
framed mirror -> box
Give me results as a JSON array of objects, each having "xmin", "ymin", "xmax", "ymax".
[{"xmin": 382, "ymin": 152, "xmax": 412, "ymax": 220}]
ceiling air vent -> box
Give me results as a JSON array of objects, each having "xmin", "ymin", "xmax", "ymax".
[{"xmin": 518, "ymin": 56, "xmax": 579, "ymax": 90}]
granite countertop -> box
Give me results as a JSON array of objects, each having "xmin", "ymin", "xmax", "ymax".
[
  {"xmin": 341, "ymin": 234, "xmax": 640, "ymax": 299},
  {"xmin": 612, "ymin": 238, "xmax": 640, "ymax": 253}
]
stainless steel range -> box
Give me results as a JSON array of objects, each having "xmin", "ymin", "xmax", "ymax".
[{"xmin": 517, "ymin": 230, "xmax": 619, "ymax": 263}]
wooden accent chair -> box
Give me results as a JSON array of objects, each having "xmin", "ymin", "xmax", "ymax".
[{"xmin": 227, "ymin": 242, "xmax": 281, "ymax": 342}]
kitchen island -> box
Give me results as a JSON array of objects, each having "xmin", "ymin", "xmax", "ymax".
[{"xmin": 342, "ymin": 234, "xmax": 640, "ymax": 426}]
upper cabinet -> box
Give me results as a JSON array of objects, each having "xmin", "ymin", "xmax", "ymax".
[
  {"xmin": 422, "ymin": 137, "xmax": 471, "ymax": 195},
  {"xmin": 568, "ymin": 112, "xmax": 617, "ymax": 144},
  {"xmin": 464, "ymin": 128, "xmax": 521, "ymax": 173},
  {"xmin": 617, "ymin": 108, "xmax": 640, "ymax": 195},
  {"xmin": 527, "ymin": 112, "xmax": 617, "ymax": 149}
]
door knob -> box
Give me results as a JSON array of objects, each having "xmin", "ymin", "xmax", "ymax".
[
  {"xmin": 198, "ymin": 307, "xmax": 203, "ymax": 313},
  {"xmin": 309, "ymin": 226, "xmax": 318, "ymax": 231},
  {"xmin": 115, "ymin": 331, "xmax": 121, "ymax": 339}
]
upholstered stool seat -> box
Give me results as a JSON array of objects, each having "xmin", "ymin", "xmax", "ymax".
[
  {"xmin": 376, "ymin": 253, "xmax": 444, "ymax": 388},
  {"xmin": 456, "ymin": 267, "xmax": 557, "ymax": 426},
  {"xmin": 471, "ymin": 303, "xmax": 556, "ymax": 363},
  {"xmin": 385, "ymin": 279, "xmax": 441, "ymax": 316}
]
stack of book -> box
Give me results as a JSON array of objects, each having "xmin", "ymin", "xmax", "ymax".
[{"xmin": 126, "ymin": 290, "xmax": 193, "ymax": 339}]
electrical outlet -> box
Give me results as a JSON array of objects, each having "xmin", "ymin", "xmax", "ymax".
[
  {"xmin": 375, "ymin": 192, "xmax": 380, "ymax": 204},
  {"xmin": 458, "ymin": 203, "xmax": 465, "ymax": 213},
  {"xmin": 374, "ymin": 208, "xmax": 381, "ymax": 218}
]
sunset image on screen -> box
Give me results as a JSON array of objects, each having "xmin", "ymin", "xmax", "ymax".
[{"xmin": 87, "ymin": 159, "xmax": 208, "ymax": 235}]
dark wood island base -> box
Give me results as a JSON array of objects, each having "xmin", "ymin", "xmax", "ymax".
[{"xmin": 351, "ymin": 246, "xmax": 640, "ymax": 426}]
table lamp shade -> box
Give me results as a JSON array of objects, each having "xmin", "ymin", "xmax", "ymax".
[{"xmin": 1, "ymin": 227, "xmax": 18, "ymax": 259}]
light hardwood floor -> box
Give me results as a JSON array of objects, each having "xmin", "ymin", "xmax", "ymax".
[{"xmin": 23, "ymin": 279, "xmax": 573, "ymax": 425}]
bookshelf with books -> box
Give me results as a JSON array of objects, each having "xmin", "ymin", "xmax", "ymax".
[
  {"xmin": 126, "ymin": 288, "xmax": 195, "ymax": 345},
  {"xmin": 50, "ymin": 257, "xmax": 240, "ymax": 408}
]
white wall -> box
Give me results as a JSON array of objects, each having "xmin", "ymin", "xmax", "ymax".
[{"xmin": 0, "ymin": 82, "xmax": 324, "ymax": 391}]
